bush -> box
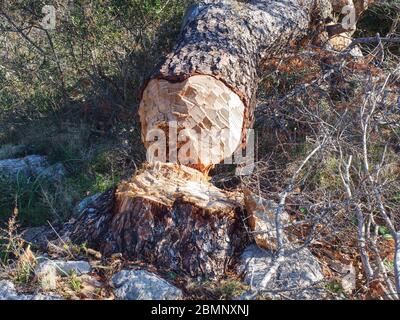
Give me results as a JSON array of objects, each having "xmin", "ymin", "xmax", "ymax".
[{"xmin": 0, "ymin": 0, "xmax": 193, "ymax": 226}]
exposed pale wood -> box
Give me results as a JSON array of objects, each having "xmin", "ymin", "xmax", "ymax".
[
  {"xmin": 324, "ymin": 0, "xmax": 373, "ymax": 52},
  {"xmin": 139, "ymin": 75, "xmax": 245, "ymax": 172},
  {"xmin": 328, "ymin": 31, "xmax": 354, "ymax": 51},
  {"xmin": 330, "ymin": 0, "xmax": 374, "ymax": 22},
  {"xmin": 117, "ymin": 162, "xmax": 242, "ymax": 213},
  {"xmin": 243, "ymin": 188, "xmax": 290, "ymax": 251}
]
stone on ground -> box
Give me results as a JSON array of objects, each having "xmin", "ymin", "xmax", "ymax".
[
  {"xmin": 36, "ymin": 260, "xmax": 91, "ymax": 277},
  {"xmin": 0, "ymin": 155, "xmax": 65, "ymax": 181},
  {"xmin": 73, "ymin": 193, "xmax": 101, "ymax": 217},
  {"xmin": 35, "ymin": 259, "xmax": 91, "ymax": 291},
  {"xmin": 238, "ymin": 244, "xmax": 326, "ymax": 299},
  {"xmin": 0, "ymin": 280, "xmax": 18, "ymax": 300},
  {"xmin": 0, "ymin": 280, "xmax": 62, "ymax": 300},
  {"xmin": 112, "ymin": 269, "xmax": 183, "ymax": 300}
]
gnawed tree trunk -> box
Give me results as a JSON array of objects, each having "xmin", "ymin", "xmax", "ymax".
[
  {"xmin": 139, "ymin": 0, "xmax": 334, "ymax": 171},
  {"xmin": 63, "ymin": 0, "xmax": 370, "ymax": 278},
  {"xmin": 64, "ymin": 163, "xmax": 248, "ymax": 277}
]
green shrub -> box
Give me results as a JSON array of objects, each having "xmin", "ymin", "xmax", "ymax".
[{"xmin": 0, "ymin": 0, "xmax": 193, "ymax": 226}]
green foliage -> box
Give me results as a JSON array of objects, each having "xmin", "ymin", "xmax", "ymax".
[
  {"xmin": 383, "ymin": 257, "xmax": 394, "ymax": 271},
  {"xmin": 378, "ymin": 226, "xmax": 393, "ymax": 240},
  {"xmin": 69, "ymin": 272, "xmax": 82, "ymax": 292},
  {"xmin": 0, "ymin": 0, "xmax": 192, "ymax": 226},
  {"xmin": 217, "ymin": 279, "xmax": 249, "ymax": 299},
  {"xmin": 358, "ymin": 0, "xmax": 400, "ymax": 37},
  {"xmin": 197, "ymin": 279, "xmax": 249, "ymax": 300},
  {"xmin": 0, "ymin": 174, "xmax": 58, "ymax": 226},
  {"xmin": 357, "ymin": 0, "xmax": 400, "ymax": 55},
  {"xmin": 326, "ymin": 280, "xmax": 346, "ymax": 298},
  {"xmin": 0, "ymin": 210, "xmax": 36, "ymax": 283},
  {"xmin": 14, "ymin": 258, "xmax": 33, "ymax": 284},
  {"xmin": 0, "ymin": 0, "xmax": 194, "ymax": 142},
  {"xmin": 312, "ymin": 156, "xmax": 342, "ymax": 191},
  {"xmin": 0, "ymin": 143, "xmax": 126, "ymax": 226}
]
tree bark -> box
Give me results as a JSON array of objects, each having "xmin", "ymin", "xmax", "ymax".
[{"xmin": 64, "ymin": 163, "xmax": 249, "ymax": 278}]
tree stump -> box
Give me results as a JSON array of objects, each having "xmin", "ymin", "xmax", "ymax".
[{"xmin": 64, "ymin": 163, "xmax": 249, "ymax": 278}]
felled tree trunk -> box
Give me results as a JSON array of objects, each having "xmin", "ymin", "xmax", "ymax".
[
  {"xmin": 63, "ymin": 0, "xmax": 370, "ymax": 278},
  {"xmin": 139, "ymin": 0, "xmax": 334, "ymax": 171}
]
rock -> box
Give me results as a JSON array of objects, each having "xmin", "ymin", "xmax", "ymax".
[
  {"xmin": 0, "ymin": 280, "xmax": 63, "ymax": 300},
  {"xmin": 0, "ymin": 280, "xmax": 17, "ymax": 300},
  {"xmin": 36, "ymin": 260, "xmax": 91, "ymax": 277},
  {"xmin": 41, "ymin": 163, "xmax": 66, "ymax": 181},
  {"xmin": 5, "ymin": 294, "xmax": 33, "ymax": 300},
  {"xmin": 329, "ymin": 261, "xmax": 356, "ymax": 295},
  {"xmin": 243, "ymin": 189, "xmax": 290, "ymax": 250},
  {"xmin": 0, "ymin": 280, "xmax": 30, "ymax": 300},
  {"xmin": 0, "ymin": 155, "xmax": 66, "ymax": 181},
  {"xmin": 73, "ymin": 193, "xmax": 101, "ymax": 217},
  {"xmin": 238, "ymin": 244, "xmax": 325, "ymax": 299},
  {"xmin": 112, "ymin": 270, "xmax": 183, "ymax": 300},
  {"xmin": 21, "ymin": 226, "xmax": 54, "ymax": 247},
  {"xmin": 0, "ymin": 155, "xmax": 47, "ymax": 178},
  {"xmin": 35, "ymin": 260, "xmax": 58, "ymax": 291},
  {"xmin": 55, "ymin": 261, "xmax": 91, "ymax": 276},
  {"xmin": 0, "ymin": 144, "xmax": 26, "ymax": 160},
  {"xmin": 35, "ymin": 259, "xmax": 91, "ymax": 291},
  {"xmin": 31, "ymin": 293, "xmax": 64, "ymax": 300},
  {"xmin": 232, "ymin": 291, "xmax": 258, "ymax": 300}
]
